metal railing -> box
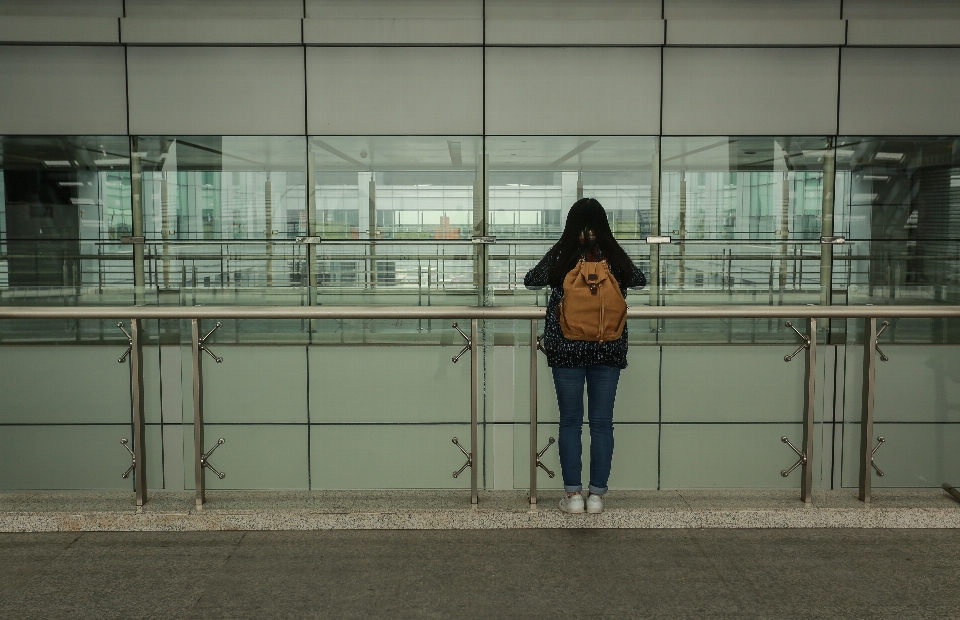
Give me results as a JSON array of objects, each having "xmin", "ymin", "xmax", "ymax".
[{"xmin": 2, "ymin": 304, "xmax": 960, "ymax": 509}]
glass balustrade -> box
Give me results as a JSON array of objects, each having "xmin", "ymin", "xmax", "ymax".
[{"xmin": 2, "ymin": 134, "xmax": 960, "ymax": 495}]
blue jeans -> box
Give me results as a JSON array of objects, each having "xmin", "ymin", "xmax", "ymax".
[{"xmin": 551, "ymin": 365, "xmax": 621, "ymax": 496}]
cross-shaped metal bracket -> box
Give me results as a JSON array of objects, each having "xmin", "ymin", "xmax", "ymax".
[
  {"xmin": 201, "ymin": 438, "xmax": 226, "ymax": 479},
  {"xmin": 199, "ymin": 322, "xmax": 224, "ymax": 364},
  {"xmin": 783, "ymin": 321, "xmax": 811, "ymax": 362},
  {"xmin": 117, "ymin": 322, "xmax": 133, "ymax": 363},
  {"xmin": 536, "ymin": 437, "xmax": 556, "ymax": 478},
  {"xmin": 870, "ymin": 436, "xmax": 885, "ymax": 477},
  {"xmin": 451, "ymin": 437, "xmax": 473, "ymax": 478},
  {"xmin": 451, "ymin": 322, "xmax": 472, "ymax": 363},
  {"xmin": 875, "ymin": 321, "xmax": 890, "ymax": 362},
  {"xmin": 780, "ymin": 436, "xmax": 807, "ymax": 477},
  {"xmin": 120, "ymin": 438, "xmax": 136, "ymax": 479}
]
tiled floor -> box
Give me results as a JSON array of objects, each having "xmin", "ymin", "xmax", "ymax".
[{"xmin": 3, "ymin": 528, "xmax": 960, "ymax": 619}]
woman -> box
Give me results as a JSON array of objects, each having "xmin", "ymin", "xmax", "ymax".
[{"xmin": 524, "ymin": 198, "xmax": 646, "ymax": 514}]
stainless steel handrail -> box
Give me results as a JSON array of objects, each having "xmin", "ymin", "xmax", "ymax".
[
  {"xmin": 2, "ymin": 304, "xmax": 960, "ymax": 320},
  {"xmin": 4, "ymin": 303, "xmax": 960, "ymax": 508}
]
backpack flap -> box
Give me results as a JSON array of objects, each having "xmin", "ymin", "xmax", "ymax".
[{"xmin": 558, "ymin": 259, "xmax": 627, "ymax": 343}]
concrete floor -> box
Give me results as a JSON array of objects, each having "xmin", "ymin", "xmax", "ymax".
[{"xmin": 2, "ymin": 529, "xmax": 959, "ymax": 619}]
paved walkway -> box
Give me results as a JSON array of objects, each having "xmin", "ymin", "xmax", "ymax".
[
  {"xmin": 4, "ymin": 489, "xmax": 960, "ymax": 531},
  {"xmin": 2, "ymin": 528, "xmax": 959, "ymax": 619}
]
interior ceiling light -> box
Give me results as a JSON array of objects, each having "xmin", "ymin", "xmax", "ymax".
[
  {"xmin": 874, "ymin": 152, "xmax": 903, "ymax": 161},
  {"xmin": 835, "ymin": 149, "xmax": 854, "ymax": 158},
  {"xmin": 862, "ymin": 175, "xmax": 889, "ymax": 181},
  {"xmin": 95, "ymin": 157, "xmax": 129, "ymax": 166},
  {"xmin": 43, "ymin": 160, "xmax": 71, "ymax": 167},
  {"xmin": 58, "ymin": 181, "xmax": 83, "ymax": 187}
]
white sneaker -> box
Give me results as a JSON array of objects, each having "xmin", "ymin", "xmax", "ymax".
[
  {"xmin": 559, "ymin": 493, "xmax": 585, "ymax": 514},
  {"xmin": 586, "ymin": 493, "xmax": 604, "ymax": 514}
]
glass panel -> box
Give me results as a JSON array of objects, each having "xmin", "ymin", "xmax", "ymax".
[
  {"xmin": 841, "ymin": 341, "xmax": 960, "ymax": 489},
  {"xmin": 182, "ymin": 424, "xmax": 309, "ymax": 490},
  {"xmin": 199, "ymin": 345, "xmax": 308, "ymax": 424},
  {"xmin": 313, "ymin": 239, "xmax": 478, "ymax": 306},
  {"xmin": 660, "ymin": 423, "xmax": 819, "ymax": 489},
  {"xmin": 137, "ymin": 135, "xmax": 308, "ymax": 290},
  {"xmin": 657, "ymin": 241, "xmax": 822, "ymax": 306},
  {"xmin": 835, "ymin": 137, "xmax": 960, "ymax": 244},
  {"xmin": 0, "ymin": 136, "xmax": 134, "ymax": 307},
  {"xmin": 657, "ymin": 137, "xmax": 834, "ymax": 342},
  {"xmin": 834, "ymin": 137, "xmax": 960, "ymax": 342},
  {"xmin": 489, "ymin": 239, "xmax": 651, "ymax": 298},
  {"xmin": 310, "ymin": 345, "xmax": 471, "ymax": 423},
  {"xmin": 834, "ymin": 137, "xmax": 960, "ymax": 318},
  {"xmin": 309, "ymin": 136, "xmax": 483, "ymax": 305},
  {"xmin": 0, "ymin": 340, "xmax": 151, "ymax": 490},
  {"xmin": 658, "ymin": 136, "xmax": 831, "ymax": 308},
  {"xmin": 311, "ymin": 424, "xmax": 482, "ymax": 490},
  {"xmin": 512, "ymin": 423, "xmax": 658, "ymax": 490},
  {"xmin": 0, "ymin": 425, "xmax": 144, "ymax": 490},
  {"xmin": 311, "ymin": 136, "xmax": 481, "ymax": 240},
  {"xmin": 660, "ymin": 136, "xmax": 830, "ymax": 241},
  {"xmin": 176, "ymin": 338, "xmax": 310, "ymax": 489},
  {"xmin": 658, "ymin": 344, "xmax": 828, "ymax": 489},
  {"xmin": 305, "ymin": 319, "xmax": 475, "ymax": 489},
  {"xmin": 487, "ymin": 136, "xmax": 658, "ymax": 240},
  {"xmin": 0, "ymin": 345, "xmax": 131, "ymax": 423}
]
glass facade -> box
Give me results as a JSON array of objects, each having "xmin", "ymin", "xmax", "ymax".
[
  {"xmin": 4, "ymin": 135, "xmax": 959, "ymax": 322},
  {"xmin": 0, "ymin": 136, "xmax": 133, "ymax": 293},
  {"xmin": 2, "ymin": 135, "xmax": 960, "ymax": 493}
]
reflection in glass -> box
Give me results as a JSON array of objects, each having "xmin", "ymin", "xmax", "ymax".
[
  {"xmin": 1, "ymin": 133, "xmax": 958, "ymax": 344},
  {"xmin": 486, "ymin": 137, "xmax": 656, "ymax": 315},
  {"xmin": 0, "ymin": 136, "xmax": 133, "ymax": 294},
  {"xmin": 311, "ymin": 136, "xmax": 481, "ymax": 240},
  {"xmin": 659, "ymin": 137, "xmax": 831, "ymax": 308},
  {"xmin": 487, "ymin": 136, "xmax": 657, "ymax": 240},
  {"xmin": 310, "ymin": 137, "xmax": 482, "ymax": 304},
  {"xmin": 137, "ymin": 136, "xmax": 307, "ymax": 291},
  {"xmin": 660, "ymin": 137, "xmax": 830, "ymax": 241},
  {"xmin": 835, "ymin": 137, "xmax": 960, "ymax": 309}
]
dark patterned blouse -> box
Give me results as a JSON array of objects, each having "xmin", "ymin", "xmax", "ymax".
[{"xmin": 524, "ymin": 252, "xmax": 646, "ymax": 369}]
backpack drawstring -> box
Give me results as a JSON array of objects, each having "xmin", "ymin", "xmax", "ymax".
[{"xmin": 597, "ymin": 273, "xmax": 605, "ymax": 342}]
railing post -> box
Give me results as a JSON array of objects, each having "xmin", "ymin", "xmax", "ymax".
[
  {"xmin": 130, "ymin": 319, "xmax": 148, "ymax": 507},
  {"xmin": 859, "ymin": 317, "xmax": 878, "ymax": 503},
  {"xmin": 529, "ymin": 318, "xmax": 538, "ymax": 505},
  {"xmin": 192, "ymin": 319, "xmax": 206, "ymax": 509},
  {"xmin": 800, "ymin": 317, "xmax": 816, "ymax": 503},
  {"xmin": 470, "ymin": 318, "xmax": 479, "ymax": 505}
]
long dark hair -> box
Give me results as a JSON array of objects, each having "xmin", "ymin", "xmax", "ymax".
[{"xmin": 546, "ymin": 198, "xmax": 634, "ymax": 288}]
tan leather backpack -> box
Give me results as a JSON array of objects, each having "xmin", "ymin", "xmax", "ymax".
[{"xmin": 558, "ymin": 259, "xmax": 627, "ymax": 342}]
